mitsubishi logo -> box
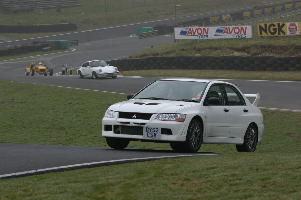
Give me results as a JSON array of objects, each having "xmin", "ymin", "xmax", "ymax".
[{"xmin": 132, "ymin": 114, "xmax": 137, "ymax": 119}]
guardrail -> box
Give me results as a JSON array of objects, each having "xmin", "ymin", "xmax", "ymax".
[{"xmin": 108, "ymin": 56, "xmax": 301, "ymax": 71}]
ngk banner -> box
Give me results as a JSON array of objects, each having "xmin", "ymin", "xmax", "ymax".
[
  {"xmin": 175, "ymin": 25, "xmax": 252, "ymax": 40},
  {"xmin": 257, "ymin": 22, "xmax": 301, "ymax": 36}
]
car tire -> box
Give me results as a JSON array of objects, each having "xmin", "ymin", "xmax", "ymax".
[
  {"xmin": 112, "ymin": 75, "xmax": 117, "ymax": 79},
  {"xmin": 78, "ymin": 71, "xmax": 84, "ymax": 78},
  {"xmin": 44, "ymin": 73, "xmax": 47, "ymax": 76},
  {"xmin": 170, "ymin": 119, "xmax": 203, "ymax": 153},
  {"xmin": 91, "ymin": 71, "xmax": 98, "ymax": 79},
  {"xmin": 236, "ymin": 124, "xmax": 258, "ymax": 152},
  {"xmin": 31, "ymin": 70, "xmax": 35, "ymax": 76},
  {"xmin": 25, "ymin": 72, "xmax": 30, "ymax": 76},
  {"xmin": 106, "ymin": 137, "xmax": 130, "ymax": 150},
  {"xmin": 49, "ymin": 69, "xmax": 53, "ymax": 76}
]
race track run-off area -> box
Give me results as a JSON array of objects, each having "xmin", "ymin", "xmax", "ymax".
[{"xmin": 0, "ymin": 24, "xmax": 300, "ymax": 179}]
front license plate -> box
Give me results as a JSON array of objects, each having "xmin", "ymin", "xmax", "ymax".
[{"xmin": 143, "ymin": 127, "xmax": 161, "ymax": 139}]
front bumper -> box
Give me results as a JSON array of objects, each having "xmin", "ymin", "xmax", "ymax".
[
  {"xmin": 102, "ymin": 117, "xmax": 187, "ymax": 142},
  {"xmin": 97, "ymin": 72, "xmax": 117, "ymax": 77}
]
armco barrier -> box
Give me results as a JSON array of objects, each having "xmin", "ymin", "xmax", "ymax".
[
  {"xmin": 0, "ymin": 23, "xmax": 77, "ymax": 33},
  {"xmin": 108, "ymin": 56, "xmax": 301, "ymax": 71}
]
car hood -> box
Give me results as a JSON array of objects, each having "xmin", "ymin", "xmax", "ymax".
[{"xmin": 109, "ymin": 99, "xmax": 198, "ymax": 113}]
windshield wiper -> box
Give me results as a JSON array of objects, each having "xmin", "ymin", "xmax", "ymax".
[
  {"xmin": 138, "ymin": 97, "xmax": 169, "ymax": 100},
  {"xmin": 175, "ymin": 99, "xmax": 200, "ymax": 103}
]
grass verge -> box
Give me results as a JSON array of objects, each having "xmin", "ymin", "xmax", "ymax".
[
  {"xmin": 0, "ymin": 0, "xmax": 291, "ymax": 40},
  {"xmin": 131, "ymin": 37, "xmax": 301, "ymax": 58},
  {"xmin": 0, "ymin": 80, "xmax": 300, "ymax": 200},
  {"xmin": 0, "ymin": 49, "xmax": 68, "ymax": 62},
  {"xmin": 122, "ymin": 69, "xmax": 301, "ymax": 81}
]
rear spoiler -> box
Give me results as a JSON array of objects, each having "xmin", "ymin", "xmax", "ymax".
[{"xmin": 244, "ymin": 93, "xmax": 260, "ymax": 106}]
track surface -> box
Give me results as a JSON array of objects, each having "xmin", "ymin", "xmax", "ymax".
[
  {"xmin": 0, "ymin": 25, "xmax": 300, "ymax": 179},
  {"xmin": 0, "ymin": 143, "xmax": 215, "ymax": 178}
]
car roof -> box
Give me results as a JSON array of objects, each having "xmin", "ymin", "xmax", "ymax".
[{"xmin": 159, "ymin": 78, "xmax": 227, "ymax": 84}]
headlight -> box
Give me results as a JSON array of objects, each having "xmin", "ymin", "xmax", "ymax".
[
  {"xmin": 104, "ymin": 109, "xmax": 117, "ymax": 118},
  {"xmin": 114, "ymin": 67, "xmax": 119, "ymax": 72},
  {"xmin": 155, "ymin": 113, "xmax": 186, "ymax": 122}
]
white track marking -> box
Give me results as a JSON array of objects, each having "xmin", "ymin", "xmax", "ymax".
[{"xmin": 0, "ymin": 153, "xmax": 216, "ymax": 179}]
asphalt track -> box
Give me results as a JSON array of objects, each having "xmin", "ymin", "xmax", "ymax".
[
  {"xmin": 1, "ymin": 26, "xmax": 300, "ymax": 179},
  {"xmin": 0, "ymin": 143, "xmax": 216, "ymax": 179}
]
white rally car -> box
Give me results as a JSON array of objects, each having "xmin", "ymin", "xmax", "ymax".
[
  {"xmin": 78, "ymin": 60, "xmax": 119, "ymax": 79},
  {"xmin": 102, "ymin": 78, "xmax": 264, "ymax": 153}
]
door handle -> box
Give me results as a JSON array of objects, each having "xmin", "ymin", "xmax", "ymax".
[
  {"xmin": 243, "ymin": 109, "xmax": 249, "ymax": 113},
  {"xmin": 224, "ymin": 108, "xmax": 230, "ymax": 112}
]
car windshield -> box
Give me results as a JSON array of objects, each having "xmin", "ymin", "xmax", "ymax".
[
  {"xmin": 134, "ymin": 80, "xmax": 208, "ymax": 102},
  {"xmin": 90, "ymin": 60, "xmax": 107, "ymax": 67}
]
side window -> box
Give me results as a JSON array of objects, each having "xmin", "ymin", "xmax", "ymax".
[
  {"xmin": 82, "ymin": 62, "xmax": 88, "ymax": 67},
  {"xmin": 205, "ymin": 85, "xmax": 226, "ymax": 106},
  {"xmin": 224, "ymin": 85, "xmax": 246, "ymax": 106}
]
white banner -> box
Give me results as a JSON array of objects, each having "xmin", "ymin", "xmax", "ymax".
[{"xmin": 175, "ymin": 25, "xmax": 252, "ymax": 39}]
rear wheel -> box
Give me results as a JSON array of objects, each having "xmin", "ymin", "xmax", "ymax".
[
  {"xmin": 106, "ymin": 137, "xmax": 130, "ymax": 150},
  {"xmin": 170, "ymin": 119, "xmax": 203, "ymax": 153},
  {"xmin": 236, "ymin": 124, "xmax": 258, "ymax": 152},
  {"xmin": 25, "ymin": 72, "xmax": 30, "ymax": 76}
]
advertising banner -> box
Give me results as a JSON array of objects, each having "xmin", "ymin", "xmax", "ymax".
[
  {"xmin": 258, "ymin": 22, "xmax": 301, "ymax": 36},
  {"xmin": 287, "ymin": 22, "xmax": 300, "ymax": 35},
  {"xmin": 175, "ymin": 26, "xmax": 252, "ymax": 40}
]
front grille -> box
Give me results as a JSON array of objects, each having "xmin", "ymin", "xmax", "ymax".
[
  {"xmin": 113, "ymin": 125, "xmax": 143, "ymax": 135},
  {"xmin": 119, "ymin": 112, "xmax": 153, "ymax": 120}
]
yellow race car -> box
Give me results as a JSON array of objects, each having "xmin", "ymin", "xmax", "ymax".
[{"xmin": 25, "ymin": 62, "xmax": 53, "ymax": 76}]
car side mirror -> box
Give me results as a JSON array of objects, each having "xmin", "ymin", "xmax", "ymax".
[
  {"xmin": 204, "ymin": 96, "xmax": 220, "ymax": 106},
  {"xmin": 127, "ymin": 94, "xmax": 134, "ymax": 100}
]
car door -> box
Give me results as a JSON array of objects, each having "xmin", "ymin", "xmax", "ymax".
[
  {"xmin": 85, "ymin": 61, "xmax": 93, "ymax": 76},
  {"xmin": 203, "ymin": 84, "xmax": 231, "ymax": 138},
  {"xmin": 81, "ymin": 62, "xmax": 89, "ymax": 75},
  {"xmin": 223, "ymin": 84, "xmax": 249, "ymax": 138}
]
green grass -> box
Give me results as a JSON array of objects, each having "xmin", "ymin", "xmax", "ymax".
[
  {"xmin": 122, "ymin": 69, "xmax": 301, "ymax": 81},
  {"xmin": 0, "ymin": 49, "xmax": 66, "ymax": 61},
  {"xmin": 0, "ymin": 0, "xmax": 291, "ymax": 40},
  {"xmin": 131, "ymin": 37, "xmax": 301, "ymax": 58},
  {"xmin": 0, "ymin": 80, "xmax": 123, "ymax": 147},
  {"xmin": 0, "ymin": 80, "xmax": 300, "ymax": 200}
]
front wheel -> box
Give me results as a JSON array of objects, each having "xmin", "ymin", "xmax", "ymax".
[
  {"xmin": 78, "ymin": 71, "xmax": 84, "ymax": 78},
  {"xmin": 91, "ymin": 71, "xmax": 98, "ymax": 79},
  {"xmin": 106, "ymin": 137, "xmax": 130, "ymax": 150},
  {"xmin": 236, "ymin": 125, "xmax": 258, "ymax": 152},
  {"xmin": 48, "ymin": 69, "xmax": 53, "ymax": 76},
  {"xmin": 170, "ymin": 119, "xmax": 203, "ymax": 153}
]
